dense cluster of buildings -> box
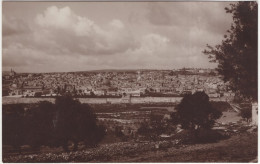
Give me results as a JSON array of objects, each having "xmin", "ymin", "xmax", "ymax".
[{"xmin": 2, "ymin": 68, "xmax": 235, "ymax": 99}]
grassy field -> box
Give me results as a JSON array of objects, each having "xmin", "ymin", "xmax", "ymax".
[
  {"xmin": 108, "ymin": 132, "xmax": 257, "ymax": 162},
  {"xmin": 3, "ymin": 131, "xmax": 257, "ymax": 162}
]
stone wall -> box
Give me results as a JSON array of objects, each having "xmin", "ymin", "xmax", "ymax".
[
  {"xmin": 2, "ymin": 97, "xmax": 56, "ymax": 104},
  {"xmin": 2, "ymin": 96, "xmax": 227, "ymax": 105},
  {"xmin": 131, "ymin": 97, "xmax": 182, "ymax": 103},
  {"xmin": 2, "ymin": 97, "xmax": 182, "ymax": 104}
]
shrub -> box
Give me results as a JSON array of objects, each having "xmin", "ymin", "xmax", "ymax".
[
  {"xmin": 171, "ymin": 92, "xmax": 222, "ymax": 130},
  {"xmin": 173, "ymin": 129, "xmax": 229, "ymax": 144},
  {"xmin": 2, "ymin": 104, "xmax": 25, "ymax": 152}
]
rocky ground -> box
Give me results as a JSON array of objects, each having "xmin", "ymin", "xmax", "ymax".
[
  {"xmin": 3, "ymin": 108, "xmax": 257, "ymax": 163},
  {"xmin": 3, "ymin": 130, "xmax": 257, "ymax": 163}
]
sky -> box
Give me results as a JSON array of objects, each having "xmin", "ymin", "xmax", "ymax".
[{"xmin": 2, "ymin": 2, "xmax": 233, "ymax": 73}]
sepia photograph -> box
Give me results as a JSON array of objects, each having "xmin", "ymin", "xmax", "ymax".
[{"xmin": 2, "ymin": 1, "xmax": 258, "ymax": 162}]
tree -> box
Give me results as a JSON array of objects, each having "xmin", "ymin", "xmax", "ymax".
[
  {"xmin": 2, "ymin": 89, "xmax": 9, "ymax": 96},
  {"xmin": 53, "ymin": 95, "xmax": 104, "ymax": 151},
  {"xmin": 2, "ymin": 104, "xmax": 25, "ymax": 153},
  {"xmin": 203, "ymin": 2, "xmax": 257, "ymax": 101},
  {"xmin": 34, "ymin": 92, "xmax": 42, "ymax": 97},
  {"xmin": 171, "ymin": 92, "xmax": 222, "ymax": 130},
  {"xmin": 137, "ymin": 122, "xmax": 150, "ymax": 136},
  {"xmin": 150, "ymin": 113, "xmax": 165, "ymax": 136},
  {"xmin": 114, "ymin": 126, "xmax": 124, "ymax": 137},
  {"xmin": 25, "ymin": 101, "xmax": 55, "ymax": 150},
  {"xmin": 56, "ymin": 86, "xmax": 61, "ymax": 94},
  {"xmin": 209, "ymin": 71, "xmax": 216, "ymax": 76},
  {"xmin": 240, "ymin": 106, "xmax": 252, "ymax": 122},
  {"xmin": 137, "ymin": 113, "xmax": 167, "ymax": 140}
]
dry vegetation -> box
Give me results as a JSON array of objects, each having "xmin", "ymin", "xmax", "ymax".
[{"xmin": 3, "ymin": 131, "xmax": 257, "ymax": 162}]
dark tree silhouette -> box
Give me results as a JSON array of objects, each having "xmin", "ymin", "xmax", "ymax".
[
  {"xmin": 240, "ymin": 106, "xmax": 252, "ymax": 122},
  {"xmin": 53, "ymin": 95, "xmax": 105, "ymax": 151},
  {"xmin": 137, "ymin": 122, "xmax": 151, "ymax": 137},
  {"xmin": 150, "ymin": 113, "xmax": 165, "ymax": 136},
  {"xmin": 2, "ymin": 104, "xmax": 25, "ymax": 153},
  {"xmin": 137, "ymin": 113, "xmax": 166, "ymax": 140},
  {"xmin": 203, "ymin": 2, "xmax": 258, "ymax": 101},
  {"xmin": 114, "ymin": 126, "xmax": 124, "ymax": 138},
  {"xmin": 171, "ymin": 92, "xmax": 222, "ymax": 130},
  {"xmin": 3, "ymin": 98, "xmax": 105, "ymax": 152},
  {"xmin": 25, "ymin": 101, "xmax": 55, "ymax": 150}
]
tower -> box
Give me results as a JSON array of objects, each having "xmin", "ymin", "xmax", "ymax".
[
  {"xmin": 9, "ymin": 68, "xmax": 16, "ymax": 77},
  {"xmin": 137, "ymin": 71, "xmax": 141, "ymax": 81}
]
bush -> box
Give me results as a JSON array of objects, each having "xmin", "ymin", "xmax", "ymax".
[
  {"xmin": 173, "ymin": 129, "xmax": 229, "ymax": 144},
  {"xmin": 2, "ymin": 96, "xmax": 106, "ymax": 152},
  {"xmin": 171, "ymin": 92, "xmax": 222, "ymax": 130},
  {"xmin": 2, "ymin": 104, "xmax": 25, "ymax": 152},
  {"xmin": 239, "ymin": 107, "xmax": 252, "ymax": 122},
  {"xmin": 25, "ymin": 101, "xmax": 55, "ymax": 149},
  {"xmin": 53, "ymin": 96, "xmax": 105, "ymax": 151}
]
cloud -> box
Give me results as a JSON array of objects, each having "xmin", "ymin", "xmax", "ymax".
[
  {"xmin": 110, "ymin": 19, "xmax": 125, "ymax": 29},
  {"xmin": 2, "ymin": 2, "xmax": 233, "ymax": 72},
  {"xmin": 34, "ymin": 6, "xmax": 136, "ymax": 56},
  {"xmin": 143, "ymin": 2, "xmax": 233, "ymax": 67},
  {"xmin": 2, "ymin": 15, "xmax": 31, "ymax": 36},
  {"xmin": 131, "ymin": 33, "xmax": 170, "ymax": 55},
  {"xmin": 146, "ymin": 3, "xmax": 173, "ymax": 26},
  {"xmin": 3, "ymin": 43, "xmax": 51, "ymax": 70},
  {"xmin": 146, "ymin": 2, "xmax": 232, "ymax": 35},
  {"xmin": 2, "ymin": 5, "xmax": 140, "ymax": 72},
  {"xmin": 36, "ymin": 6, "xmax": 74, "ymax": 29}
]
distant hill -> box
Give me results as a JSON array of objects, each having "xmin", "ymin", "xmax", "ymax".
[
  {"xmin": 69, "ymin": 69, "xmax": 169, "ymax": 73},
  {"xmin": 12, "ymin": 68, "xmax": 214, "ymax": 74}
]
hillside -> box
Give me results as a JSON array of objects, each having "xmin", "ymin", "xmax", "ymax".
[{"xmin": 3, "ymin": 131, "xmax": 257, "ymax": 162}]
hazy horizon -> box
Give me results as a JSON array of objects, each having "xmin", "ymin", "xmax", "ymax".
[
  {"xmin": 3, "ymin": 2, "xmax": 233, "ymax": 73},
  {"xmin": 3, "ymin": 67, "xmax": 216, "ymax": 74}
]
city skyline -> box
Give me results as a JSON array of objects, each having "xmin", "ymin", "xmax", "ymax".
[
  {"xmin": 3, "ymin": 67, "xmax": 217, "ymax": 74},
  {"xmin": 3, "ymin": 2, "xmax": 233, "ymax": 73}
]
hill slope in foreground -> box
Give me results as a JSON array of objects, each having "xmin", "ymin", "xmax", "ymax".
[{"xmin": 3, "ymin": 131, "xmax": 257, "ymax": 162}]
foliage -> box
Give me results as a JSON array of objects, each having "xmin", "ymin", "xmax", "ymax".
[
  {"xmin": 150, "ymin": 113, "xmax": 166, "ymax": 135},
  {"xmin": 137, "ymin": 122, "xmax": 151, "ymax": 136},
  {"xmin": 114, "ymin": 126, "xmax": 124, "ymax": 138},
  {"xmin": 173, "ymin": 129, "xmax": 228, "ymax": 144},
  {"xmin": 3, "ymin": 132, "xmax": 257, "ymax": 162},
  {"xmin": 34, "ymin": 92, "xmax": 42, "ymax": 97},
  {"xmin": 137, "ymin": 113, "xmax": 169, "ymax": 140},
  {"xmin": 203, "ymin": 2, "xmax": 258, "ymax": 101},
  {"xmin": 53, "ymin": 95, "xmax": 105, "ymax": 150},
  {"xmin": 2, "ymin": 89, "xmax": 9, "ymax": 96},
  {"xmin": 2, "ymin": 104, "xmax": 25, "ymax": 152},
  {"xmin": 25, "ymin": 101, "xmax": 55, "ymax": 149},
  {"xmin": 239, "ymin": 106, "xmax": 252, "ymax": 122},
  {"xmin": 2, "ymin": 96, "xmax": 105, "ymax": 152},
  {"xmin": 171, "ymin": 92, "xmax": 222, "ymax": 130}
]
